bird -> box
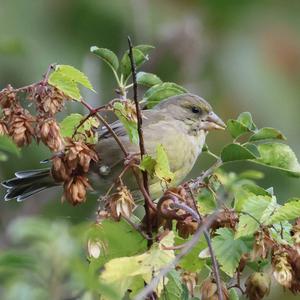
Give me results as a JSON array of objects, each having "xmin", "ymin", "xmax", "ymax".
[{"xmin": 1, "ymin": 93, "xmax": 225, "ymax": 202}]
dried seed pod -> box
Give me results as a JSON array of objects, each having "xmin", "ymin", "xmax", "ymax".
[
  {"xmin": 252, "ymin": 230, "xmax": 274, "ymax": 260},
  {"xmin": 87, "ymin": 239, "xmax": 102, "ymax": 259},
  {"xmin": 32, "ymin": 85, "xmax": 68, "ymax": 115},
  {"xmin": 36, "ymin": 117, "xmax": 64, "ymax": 152},
  {"xmin": 114, "ymin": 100, "xmax": 138, "ymax": 123},
  {"xmin": 272, "ymin": 249, "xmax": 293, "ymax": 288},
  {"xmin": 200, "ymin": 278, "xmax": 229, "ymax": 300},
  {"xmin": 290, "ymin": 253, "xmax": 300, "ymax": 294},
  {"xmin": 63, "ymin": 175, "xmax": 92, "ymax": 205},
  {"xmin": 0, "ymin": 120, "xmax": 8, "ymax": 135},
  {"xmin": 8, "ymin": 107, "xmax": 35, "ymax": 147},
  {"xmin": 181, "ymin": 272, "xmax": 197, "ymax": 297},
  {"xmin": 51, "ymin": 156, "xmax": 70, "ymax": 182},
  {"xmin": 291, "ymin": 220, "xmax": 300, "ymax": 255},
  {"xmin": 176, "ymin": 216, "xmax": 198, "ymax": 239},
  {"xmin": 64, "ymin": 139, "xmax": 98, "ymax": 172},
  {"xmin": 209, "ymin": 209, "xmax": 238, "ymax": 233},
  {"xmin": 245, "ymin": 272, "xmax": 271, "ymax": 300},
  {"xmin": 108, "ymin": 185, "xmax": 135, "ymax": 220},
  {"xmin": 0, "ymin": 85, "xmax": 17, "ymax": 108}
]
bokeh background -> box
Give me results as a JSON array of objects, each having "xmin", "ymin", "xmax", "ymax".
[{"xmin": 0, "ymin": 0, "xmax": 300, "ymax": 299}]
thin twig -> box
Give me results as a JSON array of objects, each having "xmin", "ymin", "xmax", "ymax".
[
  {"xmin": 187, "ymin": 186, "xmax": 223, "ymax": 300},
  {"xmin": 80, "ymin": 98, "xmax": 128, "ymax": 156},
  {"xmin": 187, "ymin": 159, "xmax": 222, "ymax": 192},
  {"xmin": 10, "ymin": 63, "xmax": 56, "ymax": 93},
  {"xmin": 42, "ymin": 63, "xmax": 56, "ymax": 84},
  {"xmin": 134, "ymin": 212, "xmax": 219, "ymax": 300},
  {"xmin": 72, "ymin": 106, "xmax": 110, "ymax": 139},
  {"xmin": 128, "ymin": 36, "xmax": 154, "ymax": 246}
]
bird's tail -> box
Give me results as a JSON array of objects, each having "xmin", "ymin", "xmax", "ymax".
[{"xmin": 1, "ymin": 168, "xmax": 58, "ymax": 202}]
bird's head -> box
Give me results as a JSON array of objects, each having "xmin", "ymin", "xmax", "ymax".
[{"xmin": 154, "ymin": 93, "xmax": 226, "ymax": 134}]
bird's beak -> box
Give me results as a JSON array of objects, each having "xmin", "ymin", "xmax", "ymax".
[{"xmin": 203, "ymin": 112, "xmax": 226, "ymax": 131}]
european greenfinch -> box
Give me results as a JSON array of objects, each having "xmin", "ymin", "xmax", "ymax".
[{"xmin": 2, "ymin": 93, "xmax": 225, "ymax": 202}]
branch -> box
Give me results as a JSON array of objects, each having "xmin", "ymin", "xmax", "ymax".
[
  {"xmin": 134, "ymin": 212, "xmax": 219, "ymax": 300},
  {"xmin": 187, "ymin": 186, "xmax": 223, "ymax": 300},
  {"xmin": 127, "ymin": 36, "xmax": 149, "ymax": 192},
  {"xmin": 7, "ymin": 63, "xmax": 56, "ymax": 94},
  {"xmin": 80, "ymin": 98, "xmax": 128, "ymax": 156},
  {"xmin": 128, "ymin": 36, "xmax": 154, "ymax": 246},
  {"xmin": 187, "ymin": 159, "xmax": 222, "ymax": 192}
]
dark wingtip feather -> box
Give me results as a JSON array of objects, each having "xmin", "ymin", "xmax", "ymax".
[{"xmin": 2, "ymin": 168, "xmax": 55, "ymax": 202}]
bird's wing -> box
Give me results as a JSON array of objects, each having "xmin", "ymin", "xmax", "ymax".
[
  {"xmin": 97, "ymin": 110, "xmax": 168, "ymax": 140},
  {"xmin": 98, "ymin": 119, "xmax": 127, "ymax": 139}
]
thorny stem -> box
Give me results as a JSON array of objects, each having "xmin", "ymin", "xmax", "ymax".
[{"xmin": 128, "ymin": 36, "xmax": 154, "ymax": 247}]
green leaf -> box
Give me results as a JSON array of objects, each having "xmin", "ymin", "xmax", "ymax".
[
  {"xmin": 136, "ymin": 72, "xmax": 162, "ymax": 87},
  {"xmin": 197, "ymin": 189, "xmax": 217, "ymax": 214},
  {"xmin": 234, "ymin": 184, "xmax": 270, "ymax": 211},
  {"xmin": 59, "ymin": 113, "xmax": 83, "ymax": 137},
  {"xmin": 221, "ymin": 143, "xmax": 257, "ymax": 162},
  {"xmin": 155, "ymin": 144, "xmax": 175, "ymax": 183},
  {"xmin": 0, "ymin": 135, "xmax": 21, "ymax": 157},
  {"xmin": 237, "ymin": 112, "xmax": 256, "ymax": 130},
  {"xmin": 270, "ymin": 221, "xmax": 293, "ymax": 245},
  {"xmin": 48, "ymin": 64, "xmax": 94, "ymax": 100},
  {"xmin": 134, "ymin": 44, "xmax": 155, "ymax": 55},
  {"xmin": 90, "ymin": 46, "xmax": 119, "ymax": 71},
  {"xmin": 100, "ymin": 232, "xmax": 175, "ymax": 299},
  {"xmin": 176, "ymin": 235, "xmax": 206, "ymax": 272},
  {"xmin": 160, "ymin": 270, "xmax": 183, "ymax": 300},
  {"xmin": 250, "ymin": 127, "xmax": 286, "ymax": 142},
  {"xmin": 139, "ymin": 154, "xmax": 156, "ymax": 176},
  {"xmin": 247, "ymin": 259, "xmax": 269, "ymax": 272},
  {"xmin": 86, "ymin": 219, "xmax": 147, "ymax": 267},
  {"xmin": 235, "ymin": 195, "xmax": 274, "ymax": 239},
  {"xmin": 113, "ymin": 102, "xmax": 138, "ymax": 144},
  {"xmin": 238, "ymin": 170, "xmax": 264, "ymax": 180},
  {"xmin": 59, "ymin": 113, "xmax": 98, "ymax": 143},
  {"xmin": 267, "ymin": 198, "xmax": 300, "ymax": 224},
  {"xmin": 229, "ymin": 288, "xmax": 239, "ymax": 300},
  {"xmin": 139, "ymin": 145, "xmax": 174, "ymax": 183},
  {"xmin": 144, "ymin": 82, "xmax": 188, "ymax": 108},
  {"xmin": 244, "ymin": 143, "xmax": 261, "ymax": 157},
  {"xmin": 252, "ymin": 143, "xmax": 300, "ymax": 177},
  {"xmin": 212, "ymin": 228, "xmax": 252, "ymax": 276},
  {"xmin": 0, "ymin": 252, "xmax": 35, "ymax": 271},
  {"xmin": 226, "ymin": 112, "xmax": 257, "ymax": 139},
  {"xmin": 120, "ymin": 48, "xmax": 148, "ymax": 82},
  {"xmin": 227, "ymin": 119, "xmax": 251, "ymax": 139}
]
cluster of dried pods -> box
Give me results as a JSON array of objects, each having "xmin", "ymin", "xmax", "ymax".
[{"xmin": 0, "ymin": 83, "xmax": 99, "ymax": 205}]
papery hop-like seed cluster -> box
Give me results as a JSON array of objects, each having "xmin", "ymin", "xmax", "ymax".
[{"xmin": 0, "ymin": 82, "xmax": 100, "ymax": 205}]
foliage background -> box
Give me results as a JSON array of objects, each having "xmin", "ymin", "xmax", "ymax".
[{"xmin": 0, "ymin": 0, "xmax": 300, "ymax": 299}]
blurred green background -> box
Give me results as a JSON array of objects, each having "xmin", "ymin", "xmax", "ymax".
[{"xmin": 0, "ymin": 0, "xmax": 300, "ymax": 299}]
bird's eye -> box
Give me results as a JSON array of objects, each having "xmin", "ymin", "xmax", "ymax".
[{"xmin": 191, "ymin": 106, "xmax": 201, "ymax": 114}]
